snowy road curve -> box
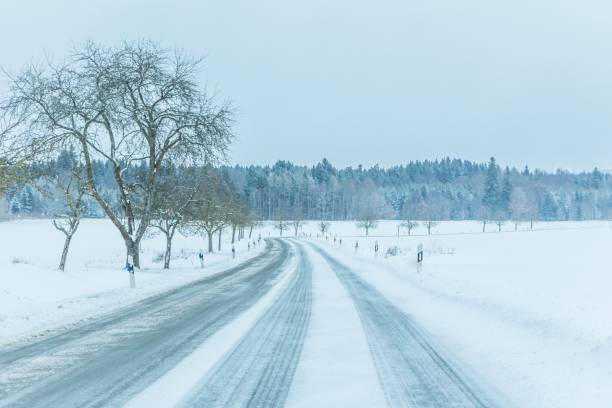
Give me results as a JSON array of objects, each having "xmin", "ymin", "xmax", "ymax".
[
  {"xmin": 308, "ymin": 242, "xmax": 498, "ymax": 408},
  {"xmin": 0, "ymin": 240, "xmax": 291, "ymax": 408},
  {"xmin": 180, "ymin": 244, "xmax": 312, "ymax": 407},
  {"xmin": 0, "ymin": 238, "xmax": 501, "ymax": 407}
]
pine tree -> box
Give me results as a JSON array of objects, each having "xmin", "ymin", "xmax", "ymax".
[
  {"xmin": 20, "ymin": 186, "xmax": 35, "ymax": 214},
  {"xmin": 522, "ymin": 165, "xmax": 530, "ymax": 177},
  {"xmin": 498, "ymin": 168, "xmax": 512, "ymax": 215},
  {"xmin": 482, "ymin": 157, "xmax": 499, "ymax": 213},
  {"xmin": 57, "ymin": 146, "xmax": 78, "ymax": 172},
  {"xmin": 539, "ymin": 191, "xmax": 558, "ymax": 220},
  {"xmin": 9, "ymin": 194, "xmax": 21, "ymax": 215},
  {"xmin": 591, "ymin": 167, "xmax": 603, "ymax": 189}
]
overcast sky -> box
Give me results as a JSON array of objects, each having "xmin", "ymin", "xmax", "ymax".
[{"xmin": 1, "ymin": 0, "xmax": 611, "ymax": 171}]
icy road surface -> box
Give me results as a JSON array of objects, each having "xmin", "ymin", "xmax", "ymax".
[{"xmin": 0, "ymin": 238, "xmax": 501, "ymax": 407}]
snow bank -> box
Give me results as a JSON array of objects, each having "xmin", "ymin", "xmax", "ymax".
[
  {"xmin": 303, "ymin": 220, "xmax": 612, "ymax": 408},
  {"xmin": 0, "ymin": 219, "xmax": 263, "ymax": 348}
]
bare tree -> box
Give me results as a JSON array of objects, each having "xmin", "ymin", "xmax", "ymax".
[
  {"xmin": 228, "ymin": 198, "xmax": 249, "ymax": 244},
  {"xmin": 52, "ymin": 176, "xmax": 86, "ymax": 271},
  {"xmin": 356, "ymin": 207, "xmax": 378, "ymax": 236},
  {"xmin": 399, "ymin": 206, "xmax": 419, "ymax": 236},
  {"xmin": 273, "ymin": 215, "xmax": 289, "ymax": 236},
  {"xmin": 356, "ymin": 218, "xmax": 377, "ymax": 236},
  {"xmin": 494, "ymin": 217, "xmax": 505, "ymax": 232},
  {"xmin": 247, "ymin": 218, "xmax": 263, "ymax": 239},
  {"xmin": 424, "ymin": 219, "xmax": 438, "ymax": 235},
  {"xmin": 2, "ymin": 40, "xmax": 233, "ymax": 269},
  {"xmin": 318, "ymin": 221, "xmax": 331, "ymax": 235},
  {"xmin": 400, "ymin": 220, "xmax": 419, "ymax": 235},
  {"xmin": 183, "ymin": 169, "xmax": 231, "ymax": 253},
  {"xmin": 292, "ymin": 218, "xmax": 307, "ymax": 237},
  {"xmin": 480, "ymin": 207, "xmax": 491, "ymax": 232},
  {"xmin": 149, "ymin": 169, "xmax": 196, "ymax": 268},
  {"xmin": 354, "ymin": 189, "xmax": 386, "ymax": 236}
]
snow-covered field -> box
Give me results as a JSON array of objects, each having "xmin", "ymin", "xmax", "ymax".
[
  {"xmin": 287, "ymin": 220, "xmax": 612, "ymax": 408},
  {"xmin": 2, "ymin": 218, "xmax": 612, "ymax": 407},
  {"xmin": 0, "ymin": 219, "xmax": 263, "ymax": 348}
]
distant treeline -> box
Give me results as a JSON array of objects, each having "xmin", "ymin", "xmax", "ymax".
[
  {"xmin": 223, "ymin": 157, "xmax": 611, "ymax": 222},
  {"xmin": 4, "ymin": 153, "xmax": 611, "ymax": 222}
]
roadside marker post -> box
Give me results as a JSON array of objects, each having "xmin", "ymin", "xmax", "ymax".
[
  {"xmin": 126, "ymin": 255, "xmax": 136, "ymax": 288},
  {"xmin": 417, "ymin": 244, "xmax": 423, "ymax": 273}
]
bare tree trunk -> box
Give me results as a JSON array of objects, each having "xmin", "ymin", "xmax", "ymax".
[
  {"xmin": 218, "ymin": 228, "xmax": 223, "ymax": 251},
  {"xmin": 249, "ymin": 225, "xmax": 253, "ymax": 239},
  {"xmin": 126, "ymin": 240, "xmax": 140, "ymax": 269},
  {"xmin": 231, "ymin": 224, "xmax": 236, "ymax": 244},
  {"xmin": 207, "ymin": 231, "xmax": 214, "ymax": 253},
  {"xmin": 163, "ymin": 233, "xmax": 172, "ymax": 269},
  {"xmin": 58, "ymin": 235, "xmax": 73, "ymax": 271}
]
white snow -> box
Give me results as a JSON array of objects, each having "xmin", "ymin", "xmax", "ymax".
[
  {"xmin": 296, "ymin": 220, "xmax": 612, "ymax": 408},
  {"xmin": 285, "ymin": 243, "xmax": 387, "ymax": 408},
  {"xmin": 4, "ymin": 218, "xmax": 612, "ymax": 407},
  {"xmin": 126, "ymin": 245, "xmax": 298, "ymax": 408},
  {"xmin": 0, "ymin": 219, "xmax": 263, "ymax": 348}
]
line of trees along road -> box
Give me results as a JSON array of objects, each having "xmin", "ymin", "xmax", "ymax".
[{"xmin": 0, "ymin": 40, "xmax": 245, "ymax": 275}]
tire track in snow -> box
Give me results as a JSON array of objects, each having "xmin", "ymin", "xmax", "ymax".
[
  {"xmin": 0, "ymin": 240, "xmax": 291, "ymax": 408},
  {"xmin": 181, "ymin": 241, "xmax": 312, "ymax": 408},
  {"xmin": 309, "ymin": 242, "xmax": 497, "ymax": 408},
  {"xmin": 0, "ymin": 241, "xmax": 277, "ymax": 367}
]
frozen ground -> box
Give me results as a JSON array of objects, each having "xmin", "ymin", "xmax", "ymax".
[
  {"xmin": 0, "ymin": 219, "xmax": 262, "ymax": 348},
  {"xmin": 290, "ymin": 220, "xmax": 612, "ymax": 408},
  {"xmin": 2, "ymin": 218, "xmax": 612, "ymax": 407}
]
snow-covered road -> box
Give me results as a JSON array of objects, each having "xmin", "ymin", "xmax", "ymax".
[
  {"xmin": 0, "ymin": 240, "xmax": 291, "ymax": 407},
  {"xmin": 306, "ymin": 241, "xmax": 497, "ymax": 408},
  {"xmin": 0, "ymin": 238, "xmax": 504, "ymax": 407}
]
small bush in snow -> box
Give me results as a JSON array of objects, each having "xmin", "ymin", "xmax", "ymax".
[
  {"xmin": 153, "ymin": 249, "xmax": 197, "ymax": 263},
  {"xmin": 11, "ymin": 258, "xmax": 27, "ymax": 264},
  {"xmin": 385, "ymin": 246, "xmax": 402, "ymax": 257}
]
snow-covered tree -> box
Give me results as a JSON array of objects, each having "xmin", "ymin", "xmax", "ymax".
[
  {"xmin": 4, "ymin": 40, "xmax": 233, "ymax": 268},
  {"xmin": 510, "ymin": 187, "xmax": 529, "ymax": 230},
  {"xmin": 482, "ymin": 157, "xmax": 500, "ymax": 214},
  {"xmin": 499, "ymin": 168, "xmax": 512, "ymax": 215}
]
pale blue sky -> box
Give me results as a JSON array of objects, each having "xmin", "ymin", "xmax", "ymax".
[{"xmin": 1, "ymin": 0, "xmax": 611, "ymax": 171}]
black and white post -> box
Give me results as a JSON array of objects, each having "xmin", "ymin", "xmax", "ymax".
[{"xmin": 417, "ymin": 243, "xmax": 424, "ymax": 273}]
